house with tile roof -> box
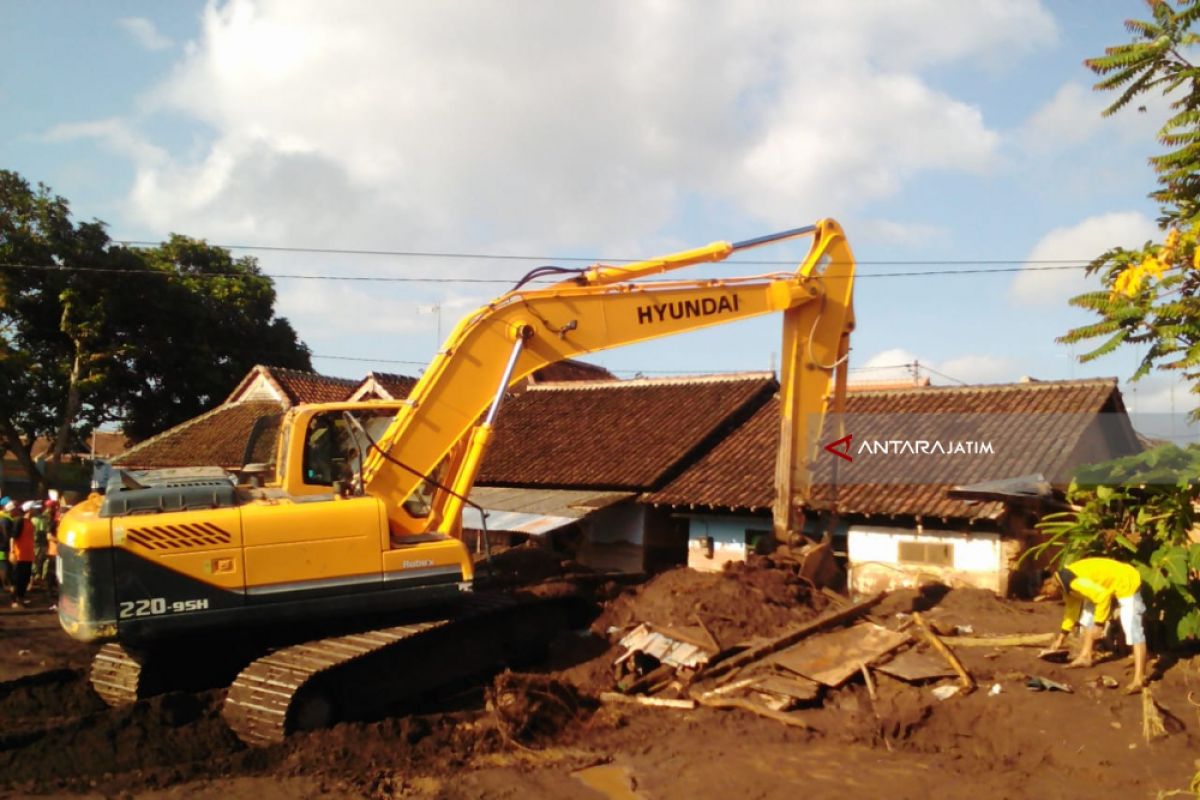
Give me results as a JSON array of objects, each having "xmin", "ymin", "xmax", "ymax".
[
  {"xmin": 112, "ymin": 366, "xmax": 363, "ymax": 471},
  {"xmin": 473, "ymin": 372, "xmax": 777, "ymax": 572},
  {"xmin": 347, "ymin": 372, "xmax": 420, "ymax": 402},
  {"xmin": 645, "ymin": 377, "xmax": 1142, "ymax": 595},
  {"xmin": 109, "ymin": 360, "xmax": 616, "ymax": 472}
]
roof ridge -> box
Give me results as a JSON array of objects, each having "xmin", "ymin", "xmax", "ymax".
[
  {"xmin": 847, "ymin": 377, "xmax": 1119, "ymax": 396},
  {"xmin": 265, "ymin": 365, "xmax": 358, "ymax": 385},
  {"xmin": 529, "ymin": 371, "xmax": 775, "ymax": 391}
]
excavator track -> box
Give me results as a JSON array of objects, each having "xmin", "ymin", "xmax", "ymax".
[
  {"xmin": 89, "ymin": 643, "xmax": 145, "ymax": 707},
  {"xmin": 223, "ymin": 592, "xmax": 574, "ymax": 746},
  {"xmin": 89, "ymin": 635, "xmax": 272, "ymax": 708}
]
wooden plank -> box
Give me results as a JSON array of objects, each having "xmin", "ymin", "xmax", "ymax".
[
  {"xmin": 912, "ymin": 612, "xmax": 974, "ymax": 692},
  {"xmin": 600, "ymin": 692, "xmax": 696, "ymax": 710},
  {"xmin": 874, "ymin": 649, "xmax": 956, "ymax": 683},
  {"xmin": 767, "ymin": 623, "xmax": 910, "ymax": 687},
  {"xmin": 944, "ymin": 633, "xmax": 1056, "ymax": 648},
  {"xmin": 749, "ymin": 673, "xmax": 821, "ymax": 703},
  {"xmin": 700, "ymin": 591, "xmax": 884, "ymax": 681},
  {"xmin": 690, "ymin": 693, "xmax": 813, "ymax": 729}
]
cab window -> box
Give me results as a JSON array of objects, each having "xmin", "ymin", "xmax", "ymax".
[{"xmin": 302, "ymin": 414, "xmax": 356, "ymax": 486}]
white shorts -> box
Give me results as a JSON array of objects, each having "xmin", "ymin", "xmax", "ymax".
[{"xmin": 1078, "ymin": 592, "xmax": 1146, "ymax": 647}]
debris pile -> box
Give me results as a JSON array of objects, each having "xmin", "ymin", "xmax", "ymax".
[
  {"xmin": 488, "ymin": 672, "xmax": 594, "ymax": 747},
  {"xmin": 595, "ymin": 579, "xmax": 1095, "ymax": 731}
]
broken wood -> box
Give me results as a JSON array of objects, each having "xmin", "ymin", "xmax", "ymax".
[
  {"xmin": 860, "ymin": 662, "xmax": 876, "ymax": 701},
  {"xmin": 600, "ymin": 692, "xmax": 696, "ymax": 710},
  {"xmin": 949, "ymin": 633, "xmax": 1057, "ymax": 648},
  {"xmin": 619, "ymin": 664, "xmax": 675, "ymax": 695},
  {"xmin": 874, "ymin": 648, "xmax": 957, "ymax": 683},
  {"xmin": 821, "ymin": 587, "xmax": 848, "ymax": 608},
  {"xmin": 700, "ymin": 591, "xmax": 885, "ymax": 681},
  {"xmin": 912, "ymin": 612, "xmax": 974, "ymax": 693},
  {"xmin": 690, "ymin": 692, "xmax": 813, "ymax": 729},
  {"xmin": 767, "ymin": 622, "xmax": 909, "ymax": 687},
  {"xmin": 692, "ymin": 613, "xmax": 722, "ymax": 653}
]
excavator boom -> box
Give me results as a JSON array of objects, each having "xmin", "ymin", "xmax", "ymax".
[{"xmin": 364, "ymin": 218, "xmax": 855, "ymax": 537}]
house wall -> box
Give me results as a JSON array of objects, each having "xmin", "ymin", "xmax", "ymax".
[
  {"xmin": 847, "ymin": 524, "xmax": 1008, "ymax": 594},
  {"xmin": 685, "ymin": 515, "xmax": 773, "ymax": 572}
]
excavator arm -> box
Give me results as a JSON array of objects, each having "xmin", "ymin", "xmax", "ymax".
[{"xmin": 362, "ymin": 219, "xmax": 855, "ymax": 538}]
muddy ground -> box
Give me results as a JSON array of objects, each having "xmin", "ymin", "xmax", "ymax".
[{"xmin": 2, "ymin": 551, "xmax": 1199, "ymax": 799}]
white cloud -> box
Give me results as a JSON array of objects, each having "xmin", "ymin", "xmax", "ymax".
[
  {"xmin": 857, "ymin": 219, "xmax": 950, "ymax": 248},
  {"xmin": 938, "ymin": 354, "xmax": 1020, "ymax": 384},
  {"xmin": 1009, "ymin": 211, "xmax": 1160, "ymax": 306},
  {"xmin": 110, "ymin": 0, "xmax": 1052, "ymax": 254},
  {"xmin": 1019, "ymin": 80, "xmax": 1167, "ymax": 154},
  {"xmin": 118, "ymin": 17, "xmax": 174, "ymax": 51},
  {"xmin": 853, "ymin": 348, "xmax": 921, "ymax": 383},
  {"xmin": 853, "ymin": 348, "xmax": 1018, "ymax": 385},
  {"xmin": 1020, "ymin": 82, "xmax": 1106, "ymax": 152},
  {"xmin": 43, "ymin": 118, "xmax": 167, "ymax": 165}
]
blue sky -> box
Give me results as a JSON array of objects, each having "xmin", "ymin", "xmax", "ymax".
[{"xmin": 1, "ymin": 1, "xmax": 1190, "ymax": 429}]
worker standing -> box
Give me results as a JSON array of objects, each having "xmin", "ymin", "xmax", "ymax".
[
  {"xmin": 1047, "ymin": 556, "xmax": 1148, "ymax": 693},
  {"xmin": 8, "ymin": 502, "xmax": 35, "ymax": 608},
  {"xmin": 0, "ymin": 498, "xmax": 11, "ymax": 592},
  {"xmin": 30, "ymin": 502, "xmax": 48, "ymax": 589}
]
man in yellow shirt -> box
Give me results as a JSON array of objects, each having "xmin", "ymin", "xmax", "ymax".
[{"xmin": 1047, "ymin": 557, "xmax": 1147, "ymax": 693}]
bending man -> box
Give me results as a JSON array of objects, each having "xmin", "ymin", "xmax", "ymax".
[{"xmin": 1048, "ymin": 557, "xmax": 1147, "ymax": 693}]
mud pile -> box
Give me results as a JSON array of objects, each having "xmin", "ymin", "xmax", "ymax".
[
  {"xmin": 0, "ymin": 672, "xmax": 251, "ymax": 795},
  {"xmin": 594, "ymin": 558, "xmax": 827, "ymax": 647},
  {"xmin": 479, "ymin": 542, "xmax": 573, "ymax": 586}
]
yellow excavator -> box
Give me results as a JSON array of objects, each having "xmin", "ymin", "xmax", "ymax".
[{"xmin": 55, "ymin": 219, "xmax": 855, "ymax": 744}]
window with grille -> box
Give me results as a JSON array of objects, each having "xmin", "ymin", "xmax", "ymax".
[{"xmin": 898, "ymin": 540, "xmax": 954, "ymax": 567}]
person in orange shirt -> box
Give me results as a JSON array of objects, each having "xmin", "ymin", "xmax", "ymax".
[
  {"xmin": 8, "ymin": 502, "xmax": 35, "ymax": 608},
  {"xmin": 1046, "ymin": 557, "xmax": 1148, "ymax": 693}
]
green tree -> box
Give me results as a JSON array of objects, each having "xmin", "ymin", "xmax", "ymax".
[
  {"xmin": 0, "ymin": 170, "xmax": 311, "ymax": 491},
  {"xmin": 1031, "ymin": 446, "xmax": 1200, "ymax": 646},
  {"xmin": 114, "ymin": 235, "xmax": 313, "ymax": 441},
  {"xmin": 1059, "ymin": 0, "xmax": 1200, "ymax": 403},
  {"xmin": 1044, "ymin": 2, "xmax": 1200, "ymax": 645}
]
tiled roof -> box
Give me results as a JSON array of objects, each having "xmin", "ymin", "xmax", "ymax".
[
  {"xmin": 112, "ymin": 401, "xmax": 282, "ymax": 469},
  {"xmin": 350, "ymin": 372, "xmax": 420, "ymax": 401},
  {"xmin": 478, "ymin": 373, "xmax": 776, "ymax": 490},
  {"xmin": 530, "ymin": 359, "xmax": 615, "ymax": 383},
  {"xmin": 269, "ymin": 366, "xmax": 359, "ymax": 404},
  {"xmin": 645, "ymin": 379, "xmax": 1140, "ymax": 521},
  {"xmin": 225, "ymin": 365, "xmax": 358, "ymax": 406}
]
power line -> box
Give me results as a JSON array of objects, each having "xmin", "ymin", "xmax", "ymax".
[
  {"xmin": 111, "ymin": 238, "xmax": 1097, "ymax": 267},
  {"xmin": 0, "ymin": 259, "xmax": 1091, "ymax": 284},
  {"xmin": 312, "ymin": 354, "xmax": 427, "ymax": 366},
  {"xmin": 917, "ymin": 363, "xmax": 969, "ymax": 385}
]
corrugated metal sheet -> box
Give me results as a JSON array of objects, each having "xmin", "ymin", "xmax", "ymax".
[
  {"xmin": 616, "ymin": 623, "xmax": 711, "ymax": 669},
  {"xmin": 462, "ymin": 486, "xmax": 635, "ymax": 534}
]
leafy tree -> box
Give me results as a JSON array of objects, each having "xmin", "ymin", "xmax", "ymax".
[
  {"xmin": 114, "ymin": 235, "xmax": 313, "ymax": 441},
  {"xmin": 0, "ymin": 170, "xmax": 311, "ymax": 491},
  {"xmin": 1059, "ymin": 1, "xmax": 1200, "ymax": 406},
  {"xmin": 1044, "ymin": 2, "xmax": 1200, "ymax": 645},
  {"xmin": 1031, "ymin": 446, "xmax": 1200, "ymax": 645}
]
